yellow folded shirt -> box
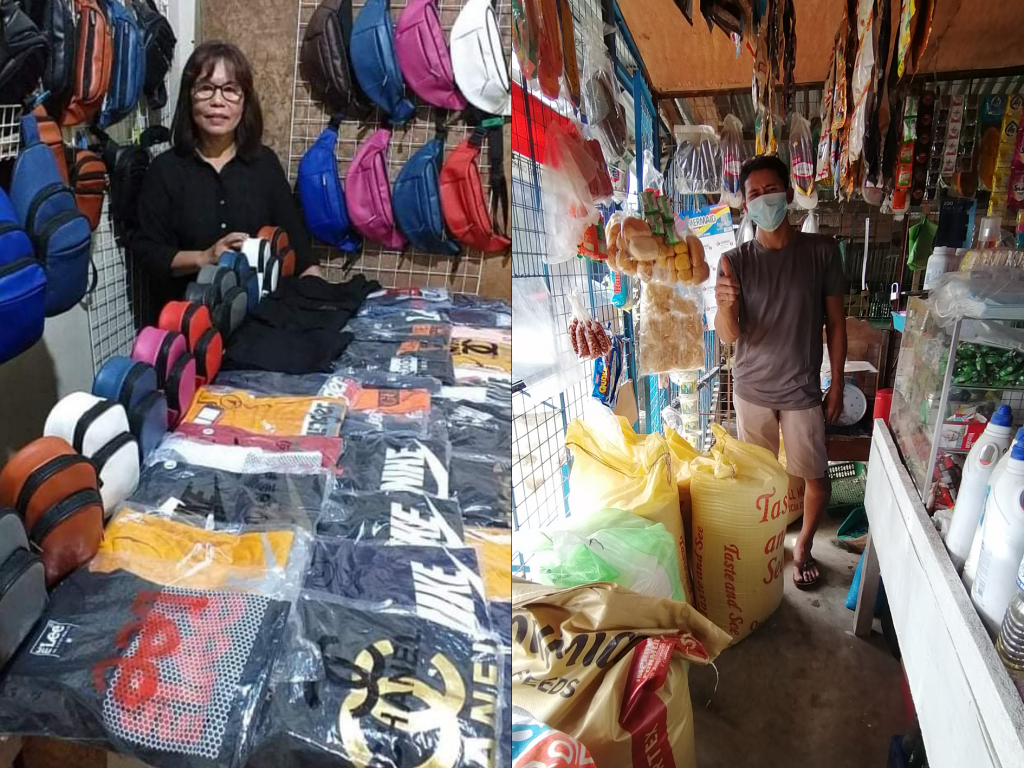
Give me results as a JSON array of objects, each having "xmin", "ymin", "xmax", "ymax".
[{"xmin": 182, "ymin": 388, "xmax": 348, "ymax": 437}]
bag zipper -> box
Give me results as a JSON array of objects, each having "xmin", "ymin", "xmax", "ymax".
[
  {"xmin": 155, "ymin": 332, "xmax": 178, "ymax": 382},
  {"xmin": 0, "ymin": 548, "xmax": 41, "ymax": 600},
  {"xmin": 0, "ymin": 258, "xmax": 38, "ymax": 281},
  {"xmin": 30, "ymin": 488, "xmax": 102, "ymax": 546},
  {"xmin": 16, "ymin": 454, "xmax": 94, "ymax": 513},
  {"xmin": 90, "ymin": 432, "xmax": 136, "ymax": 477},
  {"xmin": 32, "ymin": 210, "xmax": 86, "ymax": 260},
  {"xmin": 119, "ymin": 361, "xmax": 150, "ymax": 407},
  {"xmin": 82, "ymin": 10, "xmax": 97, "ymax": 101},
  {"xmin": 194, "ymin": 328, "xmax": 218, "ymax": 376},
  {"xmin": 72, "ymin": 399, "xmax": 118, "ymax": 453},
  {"xmin": 182, "ymin": 302, "xmax": 202, "ymax": 341},
  {"xmin": 129, "ymin": 390, "xmax": 163, "ymax": 434},
  {"xmin": 24, "ymin": 183, "xmax": 68, "ymax": 235}
]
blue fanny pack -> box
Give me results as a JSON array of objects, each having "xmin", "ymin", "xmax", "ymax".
[
  {"xmin": 0, "ymin": 185, "xmax": 46, "ymax": 365},
  {"xmin": 393, "ymin": 129, "xmax": 461, "ymax": 256},
  {"xmin": 92, "ymin": 355, "xmax": 167, "ymax": 461},
  {"xmin": 349, "ymin": 0, "xmax": 416, "ymax": 125},
  {"xmin": 97, "ymin": 0, "xmax": 147, "ymax": 128},
  {"xmin": 297, "ymin": 117, "xmax": 362, "ymax": 254}
]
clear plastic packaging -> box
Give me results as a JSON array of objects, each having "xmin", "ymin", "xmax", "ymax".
[
  {"xmin": 567, "ymin": 288, "xmax": 612, "ymax": 359},
  {"xmin": 542, "ymin": 119, "xmax": 604, "ymax": 264},
  {"xmin": 721, "ymin": 114, "xmax": 745, "ymax": 208},
  {"xmin": 674, "ymin": 125, "xmax": 723, "ymax": 194},
  {"xmin": 512, "ymin": 0, "xmax": 541, "ymax": 82},
  {"xmin": 317, "ymin": 489, "xmax": 466, "ymax": 546},
  {"xmin": 149, "ymin": 433, "xmax": 326, "ymax": 474},
  {"xmin": 637, "ymin": 281, "xmax": 705, "ymax": 375},
  {"xmin": 801, "ymin": 211, "xmax": 819, "ymax": 233},
  {"xmin": 581, "ymin": 25, "xmax": 628, "ymax": 164},
  {"xmin": 511, "ymin": 276, "xmax": 581, "ymax": 393},
  {"xmin": 848, "ymin": 1, "xmax": 876, "ymax": 163},
  {"xmin": 670, "ymin": 370, "xmax": 699, "ymax": 394},
  {"xmin": 789, "ymin": 114, "xmax": 818, "ymax": 209},
  {"xmin": 930, "ymin": 268, "xmax": 1024, "ymax": 325},
  {"xmin": 333, "ymin": 431, "xmax": 451, "ymax": 498},
  {"xmin": 737, "ymin": 212, "xmax": 755, "ymax": 243}
]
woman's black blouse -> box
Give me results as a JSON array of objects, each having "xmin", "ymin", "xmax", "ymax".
[{"xmin": 130, "ymin": 144, "xmax": 314, "ymax": 325}]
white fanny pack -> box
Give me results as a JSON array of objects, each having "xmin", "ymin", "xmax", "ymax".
[{"xmin": 450, "ymin": 0, "xmax": 510, "ymax": 116}]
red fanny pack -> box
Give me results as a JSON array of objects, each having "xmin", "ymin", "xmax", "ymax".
[
  {"xmin": 258, "ymin": 225, "xmax": 296, "ymax": 277},
  {"xmin": 439, "ymin": 124, "xmax": 510, "ymax": 253},
  {"xmin": 157, "ymin": 301, "xmax": 224, "ymax": 384}
]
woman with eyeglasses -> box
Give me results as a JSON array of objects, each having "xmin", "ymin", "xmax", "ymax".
[{"xmin": 132, "ymin": 41, "xmax": 321, "ymax": 326}]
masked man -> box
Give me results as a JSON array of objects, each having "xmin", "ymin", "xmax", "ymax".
[{"xmin": 714, "ymin": 156, "xmax": 848, "ymax": 590}]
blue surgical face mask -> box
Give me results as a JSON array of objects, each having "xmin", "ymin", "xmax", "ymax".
[{"xmin": 745, "ymin": 192, "xmax": 789, "ymax": 232}]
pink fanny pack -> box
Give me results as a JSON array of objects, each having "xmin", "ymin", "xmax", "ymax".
[
  {"xmin": 131, "ymin": 327, "xmax": 197, "ymax": 427},
  {"xmin": 347, "ymin": 129, "xmax": 407, "ymax": 251},
  {"xmin": 396, "ymin": 0, "xmax": 467, "ymax": 111}
]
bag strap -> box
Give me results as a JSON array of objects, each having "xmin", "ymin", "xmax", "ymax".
[
  {"xmin": 73, "ymin": 399, "xmax": 118, "ymax": 453},
  {"xmin": 140, "ymin": 125, "xmax": 170, "ymax": 150},
  {"xmin": 472, "ymin": 121, "xmax": 508, "ymax": 240}
]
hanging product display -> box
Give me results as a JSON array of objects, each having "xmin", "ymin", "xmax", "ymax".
[
  {"xmin": 0, "ymin": 187, "xmax": 45, "ymax": 366},
  {"xmin": 637, "ymin": 281, "xmax": 705, "ymax": 374},
  {"xmin": 675, "ymin": 125, "xmax": 723, "ymax": 195},
  {"xmin": 132, "ymin": 0, "xmax": 178, "ymax": 110},
  {"xmin": 721, "ymin": 114, "xmax": 745, "ymax": 209},
  {"xmin": 566, "ymin": 289, "xmax": 611, "ymax": 360},
  {"xmin": 301, "ymin": 0, "xmax": 372, "ymax": 118},
  {"xmin": 296, "ymin": 117, "xmax": 362, "ymax": 254},
  {"xmin": 789, "ymin": 114, "xmax": 817, "ymax": 209},
  {"xmin": 815, "ymin": 40, "xmax": 836, "ymax": 187},
  {"xmin": 393, "ymin": 131, "xmax": 462, "ymax": 256},
  {"xmin": 452, "ymin": 0, "xmax": 512, "ymax": 116},
  {"xmin": 862, "ymin": 0, "xmax": 892, "ymax": 190},
  {"xmin": 606, "ymin": 211, "xmax": 709, "ymax": 287},
  {"xmin": 989, "ymin": 95, "xmax": 1023, "ymax": 217},
  {"xmin": 95, "ymin": 0, "xmax": 147, "ymax": 130},
  {"xmin": 581, "ymin": 24, "xmax": 628, "ymax": 166},
  {"xmin": 848, "ymin": 0, "xmax": 875, "ymax": 164},
  {"xmin": 60, "ymin": 0, "xmax": 114, "ymax": 127},
  {"xmin": 911, "ymin": 0, "xmax": 935, "ymax": 73},
  {"xmin": 536, "ymin": 0, "xmax": 563, "ymax": 99},
  {"xmin": 349, "ymin": 0, "xmax": 416, "ymax": 125},
  {"xmin": 440, "ymin": 124, "xmax": 511, "ymax": 254},
  {"xmin": 512, "ymin": 0, "xmax": 541, "ymax": 83},
  {"xmin": 954, "ymin": 95, "xmax": 981, "ymax": 199},
  {"xmin": 558, "ymin": 0, "xmax": 580, "ymax": 106},
  {"xmin": 751, "ymin": 20, "xmax": 772, "ymax": 155},
  {"xmin": 347, "ymin": 129, "xmax": 407, "ymax": 250},
  {"xmin": 395, "ymin": 0, "xmax": 467, "ymax": 111},
  {"xmin": 781, "ymin": 0, "xmax": 796, "ymax": 117},
  {"xmin": 979, "ymin": 95, "xmax": 1009, "ymax": 193}
]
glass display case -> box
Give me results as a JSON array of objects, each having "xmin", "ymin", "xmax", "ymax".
[{"xmin": 891, "ymin": 297, "xmax": 1024, "ymax": 507}]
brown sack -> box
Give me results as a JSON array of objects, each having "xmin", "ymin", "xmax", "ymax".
[{"xmin": 512, "ymin": 580, "xmax": 731, "ymax": 768}]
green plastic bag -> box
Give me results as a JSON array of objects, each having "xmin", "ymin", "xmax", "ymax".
[
  {"xmin": 908, "ymin": 217, "xmax": 937, "ymax": 272},
  {"xmin": 530, "ymin": 508, "xmax": 687, "ymax": 602}
]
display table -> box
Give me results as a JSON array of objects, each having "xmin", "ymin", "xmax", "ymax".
[{"xmin": 856, "ymin": 420, "xmax": 1024, "ymax": 767}]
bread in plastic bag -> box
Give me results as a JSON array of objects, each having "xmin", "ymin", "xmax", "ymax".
[
  {"xmin": 789, "ymin": 114, "xmax": 818, "ymax": 210},
  {"xmin": 637, "ymin": 281, "xmax": 705, "ymax": 375},
  {"xmin": 721, "ymin": 114, "xmax": 745, "ymax": 208},
  {"xmin": 512, "ymin": 579, "xmax": 731, "ymax": 768},
  {"xmin": 690, "ymin": 424, "xmax": 790, "ymax": 641},
  {"xmin": 675, "ymin": 125, "xmax": 723, "ymax": 195}
]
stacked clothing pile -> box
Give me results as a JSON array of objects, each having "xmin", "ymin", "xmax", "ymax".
[{"xmin": 0, "ymin": 285, "xmax": 511, "ymax": 768}]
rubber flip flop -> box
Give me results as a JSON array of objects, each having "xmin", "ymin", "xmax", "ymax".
[{"xmin": 793, "ymin": 558, "xmax": 820, "ymax": 590}]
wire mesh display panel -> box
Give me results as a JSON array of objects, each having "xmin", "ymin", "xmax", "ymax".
[
  {"xmin": 83, "ymin": 0, "xmax": 174, "ymax": 372},
  {"xmin": 287, "ymin": 0, "xmax": 513, "ymax": 293}
]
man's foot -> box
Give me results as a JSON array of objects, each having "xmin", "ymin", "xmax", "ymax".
[{"xmin": 792, "ymin": 558, "xmax": 820, "ymax": 590}]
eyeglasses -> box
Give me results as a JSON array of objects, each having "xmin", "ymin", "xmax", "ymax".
[{"xmin": 193, "ymin": 82, "xmax": 243, "ymax": 103}]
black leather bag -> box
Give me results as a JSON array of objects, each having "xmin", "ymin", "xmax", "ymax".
[
  {"xmin": 0, "ymin": 0, "xmax": 48, "ymax": 105},
  {"xmin": 37, "ymin": 0, "xmax": 75, "ymax": 115},
  {"xmin": 300, "ymin": 0, "xmax": 369, "ymax": 119}
]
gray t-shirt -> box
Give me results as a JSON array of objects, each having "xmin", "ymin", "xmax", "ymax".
[{"xmin": 718, "ymin": 232, "xmax": 845, "ymax": 410}]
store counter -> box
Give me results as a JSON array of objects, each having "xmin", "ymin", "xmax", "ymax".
[{"xmin": 856, "ymin": 420, "xmax": 1024, "ymax": 768}]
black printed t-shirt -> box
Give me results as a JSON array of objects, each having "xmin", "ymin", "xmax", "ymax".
[
  {"xmin": 334, "ymin": 433, "xmax": 451, "ymax": 498},
  {"xmin": 441, "ymin": 400, "xmax": 512, "ymax": 456},
  {"xmin": 129, "ymin": 461, "xmax": 327, "ymax": 528},
  {"xmin": 246, "ymin": 595, "xmax": 501, "ymax": 768},
  {"xmin": 316, "ymin": 490, "xmax": 465, "ymax": 545},
  {"xmin": 0, "ymin": 568, "xmax": 289, "ymax": 768},
  {"xmin": 452, "ymin": 454, "xmax": 513, "ymax": 529},
  {"xmin": 305, "ymin": 537, "xmax": 489, "ymax": 635},
  {"xmin": 335, "ymin": 340, "xmax": 455, "ymax": 384},
  {"xmin": 344, "ymin": 313, "xmax": 453, "ymax": 343}
]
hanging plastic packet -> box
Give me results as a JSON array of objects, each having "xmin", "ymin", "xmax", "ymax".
[
  {"xmin": 581, "ymin": 25, "xmax": 627, "ymax": 164},
  {"xmin": 567, "ymin": 289, "xmax": 612, "ymax": 360},
  {"xmin": 789, "ymin": 114, "xmax": 818, "ymax": 209},
  {"xmin": 592, "ymin": 335, "xmax": 625, "ymax": 407},
  {"xmin": 608, "ymin": 261, "xmax": 638, "ymax": 310},
  {"xmin": 542, "ymin": 119, "xmax": 604, "ymax": 264},
  {"xmin": 848, "ymin": 0, "xmax": 875, "ymax": 163},
  {"xmin": 637, "ymin": 282, "xmax": 705, "ymax": 375},
  {"xmin": 737, "ymin": 212, "xmax": 755, "ymax": 243},
  {"xmin": 558, "ymin": 0, "xmax": 580, "ymax": 106},
  {"xmin": 536, "ymin": 0, "xmax": 563, "ymax": 99},
  {"xmin": 675, "ymin": 125, "xmax": 723, "ymax": 195},
  {"xmin": 801, "ymin": 211, "xmax": 819, "ymax": 233},
  {"xmin": 512, "ymin": 0, "xmax": 541, "ymax": 82},
  {"xmin": 816, "ymin": 44, "xmax": 837, "ymax": 185},
  {"xmin": 721, "ymin": 114, "xmax": 745, "ymax": 208},
  {"xmin": 911, "ymin": 0, "xmax": 936, "ymax": 74}
]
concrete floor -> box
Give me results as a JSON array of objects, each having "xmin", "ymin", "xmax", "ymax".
[{"xmin": 690, "ymin": 512, "xmax": 909, "ymax": 768}]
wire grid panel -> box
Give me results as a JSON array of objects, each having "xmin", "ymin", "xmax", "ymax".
[
  {"xmin": 83, "ymin": 0, "xmax": 174, "ymax": 373},
  {"xmin": 287, "ymin": 0, "xmax": 512, "ymax": 293},
  {"xmin": 0, "ymin": 104, "xmax": 23, "ymax": 161}
]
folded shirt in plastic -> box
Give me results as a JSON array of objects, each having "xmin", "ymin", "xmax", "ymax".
[
  {"xmin": 334, "ymin": 432, "xmax": 451, "ymax": 497},
  {"xmin": 0, "ymin": 568, "xmax": 290, "ymax": 768},
  {"xmin": 344, "ymin": 314, "xmax": 452, "ymax": 343},
  {"xmin": 356, "ymin": 286, "xmax": 452, "ymax": 317},
  {"xmin": 129, "ymin": 461, "xmax": 327, "ymax": 528},
  {"xmin": 305, "ymin": 537, "xmax": 489, "ymax": 636},
  {"xmin": 317, "ymin": 490, "xmax": 465, "ymax": 545},
  {"xmin": 451, "ymin": 453, "xmax": 513, "ymax": 529},
  {"xmin": 246, "ymin": 594, "xmax": 501, "ymax": 768},
  {"xmin": 334, "ymin": 339, "xmax": 455, "ymax": 384}
]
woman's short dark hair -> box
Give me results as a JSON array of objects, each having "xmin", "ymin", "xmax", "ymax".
[
  {"xmin": 739, "ymin": 155, "xmax": 790, "ymax": 197},
  {"xmin": 171, "ymin": 41, "xmax": 263, "ymax": 158}
]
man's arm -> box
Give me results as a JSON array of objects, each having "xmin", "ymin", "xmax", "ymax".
[
  {"xmin": 824, "ymin": 294, "xmax": 847, "ymax": 424},
  {"xmin": 715, "ymin": 254, "xmax": 741, "ymax": 344}
]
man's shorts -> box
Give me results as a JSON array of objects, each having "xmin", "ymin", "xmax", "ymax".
[{"xmin": 734, "ymin": 395, "xmax": 828, "ymax": 480}]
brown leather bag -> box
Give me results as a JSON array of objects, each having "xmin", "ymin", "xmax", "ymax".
[
  {"xmin": 0, "ymin": 436, "xmax": 104, "ymax": 586},
  {"xmin": 258, "ymin": 225, "xmax": 296, "ymax": 277},
  {"xmin": 66, "ymin": 147, "xmax": 107, "ymax": 230},
  {"xmin": 60, "ymin": 0, "xmax": 114, "ymax": 126},
  {"xmin": 32, "ymin": 106, "xmax": 69, "ymax": 184}
]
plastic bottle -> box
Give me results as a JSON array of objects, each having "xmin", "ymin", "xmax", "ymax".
[
  {"xmin": 946, "ymin": 406, "xmax": 1014, "ymax": 572},
  {"xmin": 964, "ymin": 426, "xmax": 1024, "ymax": 591},
  {"xmin": 971, "ymin": 440, "xmax": 1024, "ymax": 635},
  {"xmin": 923, "ymin": 246, "xmax": 954, "ymax": 290},
  {"xmin": 995, "ymin": 554, "xmax": 1024, "ymax": 698}
]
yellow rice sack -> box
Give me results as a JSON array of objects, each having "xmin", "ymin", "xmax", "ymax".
[
  {"xmin": 690, "ymin": 423, "xmax": 790, "ymax": 641},
  {"xmin": 778, "ymin": 436, "xmax": 806, "ymax": 525},
  {"xmin": 565, "ymin": 419, "xmax": 693, "ymax": 603}
]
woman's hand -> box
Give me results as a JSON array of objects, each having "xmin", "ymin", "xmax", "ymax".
[{"xmin": 205, "ymin": 231, "xmax": 249, "ymax": 263}]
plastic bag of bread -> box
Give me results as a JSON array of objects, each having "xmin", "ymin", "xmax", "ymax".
[
  {"xmin": 567, "ymin": 289, "xmax": 611, "ymax": 360},
  {"xmin": 672, "ymin": 221, "xmax": 711, "ymax": 286},
  {"xmin": 637, "ymin": 281, "xmax": 705, "ymax": 375},
  {"xmin": 512, "ymin": 580, "xmax": 731, "ymax": 768}
]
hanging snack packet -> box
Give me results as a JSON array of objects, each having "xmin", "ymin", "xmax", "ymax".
[
  {"xmin": 512, "ymin": 0, "xmax": 541, "ymax": 82},
  {"xmin": 789, "ymin": 114, "xmax": 818, "ymax": 209},
  {"xmin": 582, "ymin": 25, "xmax": 627, "ymax": 164},
  {"xmin": 536, "ymin": 0, "xmax": 563, "ymax": 99},
  {"xmin": 721, "ymin": 114, "xmax": 745, "ymax": 208}
]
